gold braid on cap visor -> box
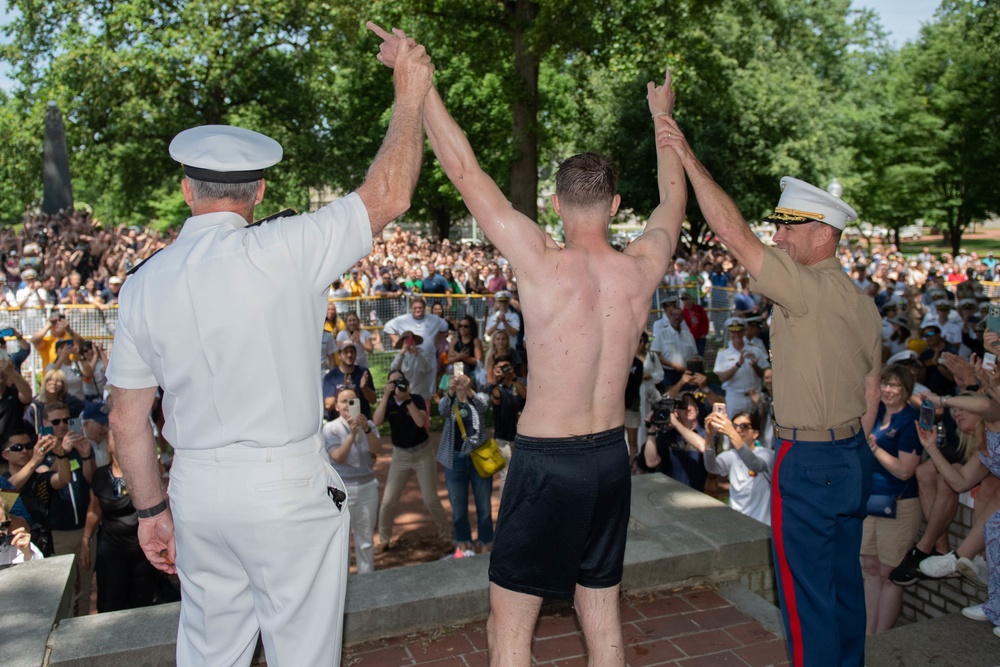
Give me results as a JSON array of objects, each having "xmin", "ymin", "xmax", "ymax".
[{"xmin": 773, "ymin": 206, "xmax": 825, "ymax": 220}]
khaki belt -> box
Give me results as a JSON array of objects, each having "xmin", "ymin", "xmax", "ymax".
[{"xmin": 773, "ymin": 420, "xmax": 862, "ymax": 443}]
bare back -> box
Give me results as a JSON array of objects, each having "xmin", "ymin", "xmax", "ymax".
[{"xmin": 515, "ymin": 241, "xmax": 658, "ymax": 437}]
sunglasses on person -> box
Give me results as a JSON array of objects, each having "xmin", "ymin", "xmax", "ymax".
[
  {"xmin": 922, "ymin": 330, "xmax": 939, "ymax": 338},
  {"xmin": 734, "ymin": 423, "xmax": 754, "ymax": 432},
  {"xmin": 47, "ymin": 418, "xmax": 70, "ymax": 426},
  {"xmin": 3, "ymin": 442, "xmax": 33, "ymax": 453}
]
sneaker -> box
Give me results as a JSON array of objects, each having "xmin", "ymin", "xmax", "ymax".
[
  {"xmin": 957, "ymin": 555, "xmax": 989, "ymax": 587},
  {"xmin": 919, "ymin": 550, "xmax": 960, "ymax": 578},
  {"xmin": 890, "ymin": 545, "xmax": 933, "ymax": 586},
  {"xmin": 962, "ymin": 604, "xmax": 988, "ymax": 622}
]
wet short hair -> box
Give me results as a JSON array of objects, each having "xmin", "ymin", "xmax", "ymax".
[{"xmin": 555, "ymin": 153, "xmax": 618, "ymax": 209}]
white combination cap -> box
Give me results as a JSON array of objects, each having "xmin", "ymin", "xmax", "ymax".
[
  {"xmin": 761, "ymin": 176, "xmax": 858, "ymax": 231},
  {"xmin": 169, "ymin": 125, "xmax": 282, "ymax": 184},
  {"xmin": 724, "ymin": 317, "xmax": 746, "ymax": 331}
]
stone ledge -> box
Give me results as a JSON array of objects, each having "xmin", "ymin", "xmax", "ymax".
[
  {"xmin": 0, "ymin": 555, "xmax": 76, "ymax": 667},
  {"xmin": 865, "ymin": 610, "xmax": 1000, "ymax": 667},
  {"xmin": 43, "ymin": 474, "xmax": 778, "ymax": 663}
]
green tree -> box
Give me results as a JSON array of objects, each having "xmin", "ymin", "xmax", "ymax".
[
  {"xmin": 0, "ymin": 0, "xmax": 366, "ymax": 224},
  {"xmin": 592, "ymin": 0, "xmax": 887, "ymax": 251},
  {"xmin": 0, "ymin": 89, "xmax": 44, "ymax": 223}
]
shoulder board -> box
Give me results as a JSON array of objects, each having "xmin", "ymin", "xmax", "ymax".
[
  {"xmin": 249, "ymin": 208, "xmax": 298, "ymax": 227},
  {"xmin": 126, "ymin": 248, "xmax": 164, "ymax": 276}
]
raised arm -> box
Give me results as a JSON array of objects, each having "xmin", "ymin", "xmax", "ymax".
[
  {"xmin": 422, "ymin": 85, "xmax": 552, "ymax": 267},
  {"xmin": 659, "ymin": 116, "xmax": 766, "ymax": 279},
  {"xmin": 356, "ymin": 27, "xmax": 434, "ymax": 236},
  {"xmin": 624, "ymin": 70, "xmax": 686, "ymax": 284},
  {"xmin": 367, "ymin": 22, "xmax": 552, "ymax": 269}
]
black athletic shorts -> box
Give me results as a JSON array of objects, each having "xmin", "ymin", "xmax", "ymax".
[{"xmin": 488, "ymin": 426, "xmax": 631, "ymax": 600}]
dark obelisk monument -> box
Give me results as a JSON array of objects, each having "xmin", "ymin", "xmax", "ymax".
[{"xmin": 42, "ymin": 101, "xmax": 74, "ymax": 214}]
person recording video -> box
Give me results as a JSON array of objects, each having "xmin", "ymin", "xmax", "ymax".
[
  {"xmin": 372, "ymin": 370, "xmax": 451, "ymax": 552},
  {"xmin": 636, "ymin": 392, "xmax": 708, "ymax": 491}
]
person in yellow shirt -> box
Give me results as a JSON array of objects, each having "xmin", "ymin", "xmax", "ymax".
[
  {"xmin": 31, "ymin": 313, "xmax": 82, "ymax": 368},
  {"xmin": 347, "ymin": 268, "xmax": 367, "ymax": 298},
  {"xmin": 323, "ymin": 301, "xmax": 345, "ymax": 335}
]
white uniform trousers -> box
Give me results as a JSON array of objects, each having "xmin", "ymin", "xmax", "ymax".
[
  {"xmin": 344, "ymin": 478, "xmax": 379, "ymax": 574},
  {"xmin": 170, "ymin": 437, "xmax": 350, "ymax": 667}
]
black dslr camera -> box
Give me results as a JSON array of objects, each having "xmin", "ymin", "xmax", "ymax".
[
  {"xmin": 393, "ymin": 378, "xmax": 409, "ymax": 393},
  {"xmin": 647, "ymin": 397, "xmax": 677, "ymax": 429}
]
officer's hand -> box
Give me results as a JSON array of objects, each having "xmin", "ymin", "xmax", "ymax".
[
  {"xmin": 657, "ymin": 116, "xmax": 695, "ymax": 163},
  {"xmin": 138, "ymin": 509, "xmax": 177, "ymax": 575}
]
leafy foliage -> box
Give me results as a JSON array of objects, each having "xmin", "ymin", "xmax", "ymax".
[{"xmin": 0, "ymin": 0, "xmax": 996, "ymax": 252}]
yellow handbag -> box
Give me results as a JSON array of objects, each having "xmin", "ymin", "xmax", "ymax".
[{"xmin": 453, "ymin": 402, "xmax": 506, "ymax": 478}]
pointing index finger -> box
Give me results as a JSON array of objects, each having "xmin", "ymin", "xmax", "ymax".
[{"xmin": 366, "ymin": 21, "xmax": 394, "ymax": 41}]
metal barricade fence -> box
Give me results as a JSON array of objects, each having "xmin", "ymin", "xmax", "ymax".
[
  {"xmin": 4, "ymin": 281, "xmax": 995, "ymax": 393},
  {"xmin": 0, "ymin": 305, "xmax": 118, "ymax": 389}
]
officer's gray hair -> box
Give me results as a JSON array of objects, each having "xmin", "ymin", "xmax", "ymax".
[{"xmin": 187, "ymin": 178, "xmax": 261, "ymax": 208}]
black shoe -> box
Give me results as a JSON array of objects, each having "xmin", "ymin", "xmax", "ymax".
[{"xmin": 889, "ymin": 545, "xmax": 931, "ymax": 587}]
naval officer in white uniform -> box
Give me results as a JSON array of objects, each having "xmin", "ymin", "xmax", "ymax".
[{"xmin": 106, "ymin": 36, "xmax": 435, "ymax": 667}]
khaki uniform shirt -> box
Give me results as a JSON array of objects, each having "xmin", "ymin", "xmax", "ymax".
[{"xmin": 750, "ymin": 247, "xmax": 881, "ymax": 431}]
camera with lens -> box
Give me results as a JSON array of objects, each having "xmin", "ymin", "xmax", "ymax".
[
  {"xmin": 393, "ymin": 378, "xmax": 409, "ymax": 393},
  {"xmin": 648, "ymin": 397, "xmax": 677, "ymax": 428}
]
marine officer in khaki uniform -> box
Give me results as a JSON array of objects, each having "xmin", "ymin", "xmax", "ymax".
[
  {"xmin": 106, "ymin": 38, "xmax": 435, "ymax": 667},
  {"xmin": 660, "ymin": 115, "xmax": 882, "ymax": 667}
]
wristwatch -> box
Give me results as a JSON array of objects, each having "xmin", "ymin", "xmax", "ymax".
[{"xmin": 136, "ymin": 499, "xmax": 169, "ymax": 519}]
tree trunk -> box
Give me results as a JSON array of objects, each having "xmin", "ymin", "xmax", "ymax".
[
  {"xmin": 433, "ymin": 206, "xmax": 452, "ymax": 240},
  {"xmin": 508, "ymin": 1, "xmax": 539, "ymax": 222}
]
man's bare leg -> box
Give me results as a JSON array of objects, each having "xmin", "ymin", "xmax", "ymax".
[
  {"xmin": 488, "ymin": 583, "xmax": 542, "ymax": 667},
  {"xmin": 575, "ymin": 584, "xmax": 625, "ymax": 667}
]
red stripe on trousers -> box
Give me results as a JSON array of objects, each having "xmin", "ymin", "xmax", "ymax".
[{"xmin": 772, "ymin": 439, "xmax": 804, "ymax": 667}]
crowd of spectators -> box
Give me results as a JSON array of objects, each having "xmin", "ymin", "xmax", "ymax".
[
  {"xmin": 0, "ymin": 210, "xmax": 174, "ymax": 311},
  {"xmin": 1, "ymin": 209, "xmax": 998, "ymax": 629}
]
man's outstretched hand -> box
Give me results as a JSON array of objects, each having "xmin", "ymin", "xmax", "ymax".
[
  {"xmin": 367, "ymin": 21, "xmax": 434, "ymax": 101},
  {"xmin": 647, "ymin": 68, "xmax": 675, "ymax": 117},
  {"xmin": 368, "ymin": 21, "xmax": 414, "ymax": 69}
]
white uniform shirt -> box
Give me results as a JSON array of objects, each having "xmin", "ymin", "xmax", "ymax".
[
  {"xmin": 486, "ymin": 309, "xmax": 521, "ymax": 334},
  {"xmin": 15, "ymin": 286, "xmax": 47, "ymax": 309},
  {"xmin": 714, "ymin": 343, "xmax": 768, "ymax": 416},
  {"xmin": 651, "ymin": 321, "xmax": 698, "ymax": 370},
  {"xmin": 106, "ymin": 193, "xmax": 372, "ymax": 450}
]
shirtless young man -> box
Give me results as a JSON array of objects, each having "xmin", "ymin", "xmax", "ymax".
[{"xmin": 369, "ymin": 25, "xmax": 686, "ymax": 665}]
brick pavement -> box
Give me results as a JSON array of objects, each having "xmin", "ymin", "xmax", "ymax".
[{"xmin": 343, "ymin": 586, "xmax": 791, "ymax": 667}]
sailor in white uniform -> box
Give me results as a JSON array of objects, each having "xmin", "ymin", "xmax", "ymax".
[{"xmin": 106, "ymin": 36, "xmax": 435, "ymax": 667}]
